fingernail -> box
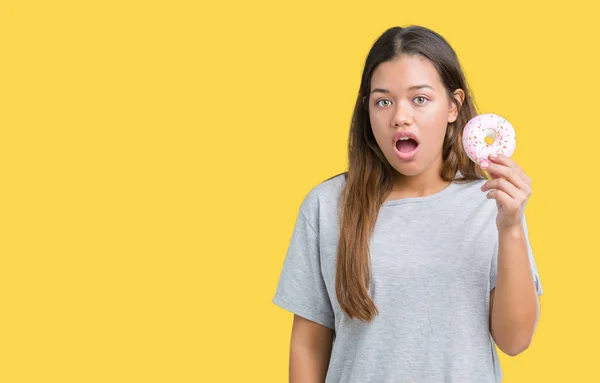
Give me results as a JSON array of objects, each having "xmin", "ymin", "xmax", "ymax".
[
  {"xmin": 480, "ymin": 161, "xmax": 489, "ymax": 169},
  {"xmin": 489, "ymin": 153, "xmax": 498, "ymax": 159}
]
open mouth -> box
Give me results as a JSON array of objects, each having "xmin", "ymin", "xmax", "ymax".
[{"xmin": 395, "ymin": 138, "xmax": 419, "ymax": 153}]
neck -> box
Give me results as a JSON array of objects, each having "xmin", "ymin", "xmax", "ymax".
[{"xmin": 390, "ymin": 155, "xmax": 449, "ymax": 198}]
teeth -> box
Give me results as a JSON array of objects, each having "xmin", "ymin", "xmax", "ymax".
[{"xmin": 398, "ymin": 137, "xmax": 410, "ymax": 140}]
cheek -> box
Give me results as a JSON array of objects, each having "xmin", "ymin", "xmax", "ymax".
[
  {"xmin": 369, "ymin": 113, "xmax": 390, "ymax": 148},
  {"xmin": 419, "ymin": 103, "xmax": 447, "ymax": 121},
  {"xmin": 418, "ymin": 106, "xmax": 450, "ymax": 132},
  {"xmin": 371, "ymin": 119, "xmax": 391, "ymax": 153},
  {"xmin": 369, "ymin": 108, "xmax": 384, "ymax": 125}
]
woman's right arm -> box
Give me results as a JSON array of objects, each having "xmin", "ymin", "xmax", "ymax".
[{"xmin": 289, "ymin": 314, "xmax": 334, "ymax": 383}]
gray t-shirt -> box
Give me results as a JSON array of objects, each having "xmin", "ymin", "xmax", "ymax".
[{"xmin": 272, "ymin": 173, "xmax": 543, "ymax": 383}]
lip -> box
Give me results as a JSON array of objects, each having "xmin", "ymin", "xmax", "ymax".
[{"xmin": 392, "ymin": 131, "xmax": 420, "ymax": 160}]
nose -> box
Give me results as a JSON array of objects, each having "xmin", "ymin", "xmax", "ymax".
[{"xmin": 392, "ymin": 100, "xmax": 413, "ymax": 127}]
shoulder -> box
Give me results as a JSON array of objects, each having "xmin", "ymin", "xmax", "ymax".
[
  {"xmin": 453, "ymin": 177, "xmax": 487, "ymax": 197},
  {"xmin": 298, "ymin": 172, "xmax": 346, "ymax": 218},
  {"xmin": 449, "ymin": 177, "xmax": 499, "ymax": 221}
]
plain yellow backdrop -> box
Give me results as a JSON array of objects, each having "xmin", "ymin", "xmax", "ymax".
[{"xmin": 1, "ymin": 0, "xmax": 598, "ymax": 382}]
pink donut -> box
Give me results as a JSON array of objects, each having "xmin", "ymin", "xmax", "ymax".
[{"xmin": 462, "ymin": 113, "xmax": 516, "ymax": 164}]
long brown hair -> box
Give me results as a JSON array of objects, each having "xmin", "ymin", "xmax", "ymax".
[{"xmin": 334, "ymin": 25, "xmax": 487, "ymax": 322}]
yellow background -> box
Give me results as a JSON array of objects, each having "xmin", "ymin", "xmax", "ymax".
[{"xmin": 1, "ymin": 0, "xmax": 597, "ymax": 381}]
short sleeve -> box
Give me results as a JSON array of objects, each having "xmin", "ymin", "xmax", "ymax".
[
  {"xmin": 272, "ymin": 200, "xmax": 335, "ymax": 329},
  {"xmin": 490, "ymin": 214, "xmax": 543, "ymax": 296}
]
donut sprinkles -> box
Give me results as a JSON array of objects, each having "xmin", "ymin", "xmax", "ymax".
[{"xmin": 462, "ymin": 113, "xmax": 516, "ymax": 164}]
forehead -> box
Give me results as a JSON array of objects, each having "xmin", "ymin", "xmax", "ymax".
[{"xmin": 370, "ymin": 55, "xmax": 444, "ymax": 92}]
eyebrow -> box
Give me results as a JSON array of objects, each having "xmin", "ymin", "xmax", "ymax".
[{"xmin": 370, "ymin": 84, "xmax": 434, "ymax": 94}]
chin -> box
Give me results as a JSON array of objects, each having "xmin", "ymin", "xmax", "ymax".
[{"xmin": 390, "ymin": 162, "xmax": 423, "ymax": 177}]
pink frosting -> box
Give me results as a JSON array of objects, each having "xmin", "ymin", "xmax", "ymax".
[{"xmin": 461, "ymin": 114, "xmax": 516, "ymax": 164}]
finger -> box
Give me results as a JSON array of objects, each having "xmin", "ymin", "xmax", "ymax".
[
  {"xmin": 480, "ymin": 161, "xmax": 531, "ymax": 194},
  {"xmin": 488, "ymin": 153, "xmax": 524, "ymax": 174},
  {"xmin": 487, "ymin": 154, "xmax": 531, "ymax": 185},
  {"xmin": 487, "ymin": 189, "xmax": 514, "ymax": 208},
  {"xmin": 481, "ymin": 177, "xmax": 524, "ymax": 199}
]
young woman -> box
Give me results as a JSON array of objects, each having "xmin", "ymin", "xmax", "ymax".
[{"xmin": 273, "ymin": 25, "xmax": 543, "ymax": 383}]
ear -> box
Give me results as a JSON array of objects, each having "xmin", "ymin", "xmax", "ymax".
[{"xmin": 448, "ymin": 89, "xmax": 465, "ymax": 123}]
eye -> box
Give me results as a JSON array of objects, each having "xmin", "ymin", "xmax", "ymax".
[
  {"xmin": 376, "ymin": 99, "xmax": 392, "ymax": 107},
  {"xmin": 414, "ymin": 96, "xmax": 428, "ymax": 105}
]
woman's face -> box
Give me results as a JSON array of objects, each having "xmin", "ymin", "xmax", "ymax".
[{"xmin": 368, "ymin": 54, "xmax": 463, "ymax": 179}]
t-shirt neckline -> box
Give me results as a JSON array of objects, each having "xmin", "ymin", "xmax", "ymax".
[{"xmin": 381, "ymin": 181, "xmax": 458, "ymax": 207}]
